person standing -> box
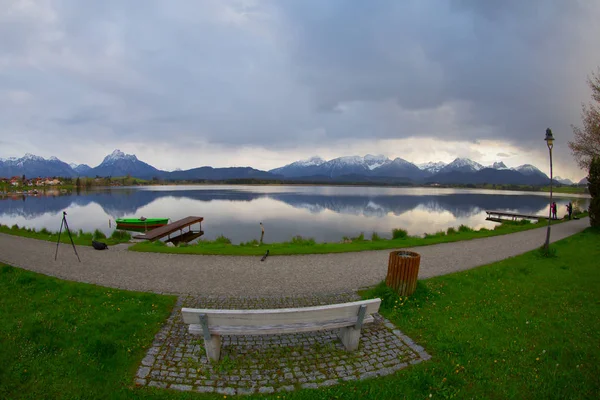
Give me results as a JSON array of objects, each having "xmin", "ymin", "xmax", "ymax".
[
  {"xmin": 552, "ymin": 202, "xmax": 557, "ymax": 219},
  {"xmin": 568, "ymin": 202, "xmax": 573, "ymax": 220}
]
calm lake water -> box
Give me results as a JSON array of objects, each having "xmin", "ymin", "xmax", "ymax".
[{"xmin": 0, "ymin": 185, "xmax": 590, "ymax": 244}]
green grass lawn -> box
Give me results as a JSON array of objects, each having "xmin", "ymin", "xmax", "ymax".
[
  {"xmin": 130, "ymin": 216, "xmax": 583, "ymax": 256},
  {"xmin": 0, "ymin": 266, "xmax": 176, "ymax": 399},
  {"xmin": 540, "ymin": 186, "xmax": 589, "ymax": 194},
  {"xmin": 0, "ymin": 224, "xmax": 132, "ymax": 246},
  {"xmin": 1, "ymin": 227, "xmax": 599, "ymax": 398}
]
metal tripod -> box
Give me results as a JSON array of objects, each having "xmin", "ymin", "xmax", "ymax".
[{"xmin": 55, "ymin": 211, "xmax": 80, "ymax": 262}]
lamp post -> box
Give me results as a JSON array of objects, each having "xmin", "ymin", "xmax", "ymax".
[{"xmin": 543, "ymin": 128, "xmax": 555, "ymax": 251}]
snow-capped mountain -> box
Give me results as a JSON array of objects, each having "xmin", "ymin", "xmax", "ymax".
[
  {"xmin": 0, "ymin": 153, "xmax": 76, "ymax": 178},
  {"xmin": 515, "ymin": 164, "xmax": 545, "ymax": 176},
  {"xmin": 71, "ymin": 163, "xmax": 92, "ymax": 175},
  {"xmin": 578, "ymin": 177, "xmax": 588, "ymax": 185},
  {"xmin": 270, "ymin": 154, "xmax": 427, "ymax": 179},
  {"xmin": 438, "ymin": 158, "xmax": 484, "ymax": 174},
  {"xmin": 100, "ymin": 149, "xmax": 139, "ymax": 165},
  {"xmin": 372, "ymin": 157, "xmax": 425, "ymax": 179},
  {"xmin": 417, "ymin": 161, "xmax": 447, "ymax": 174},
  {"xmin": 554, "ymin": 176, "xmax": 574, "ymax": 185},
  {"xmin": 0, "ymin": 150, "xmax": 569, "ymax": 186},
  {"xmin": 325, "ymin": 156, "xmax": 374, "ymax": 177},
  {"xmin": 490, "ymin": 161, "xmax": 508, "ymax": 170},
  {"xmin": 514, "ymin": 164, "xmax": 550, "ymax": 183},
  {"xmin": 297, "ymin": 156, "xmax": 326, "ymax": 167},
  {"xmin": 269, "ymin": 156, "xmax": 328, "ymax": 178},
  {"xmin": 90, "ymin": 149, "xmax": 161, "ymax": 178},
  {"xmin": 364, "ymin": 154, "xmax": 389, "ymax": 170}
]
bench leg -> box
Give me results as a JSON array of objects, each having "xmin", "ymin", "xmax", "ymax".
[
  {"xmin": 338, "ymin": 327, "xmax": 361, "ymax": 351},
  {"xmin": 204, "ymin": 335, "xmax": 222, "ymax": 362}
]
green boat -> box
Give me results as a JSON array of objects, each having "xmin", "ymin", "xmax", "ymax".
[{"xmin": 115, "ymin": 218, "xmax": 169, "ymax": 229}]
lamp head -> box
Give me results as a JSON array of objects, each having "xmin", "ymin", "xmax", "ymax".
[{"xmin": 544, "ymin": 128, "xmax": 554, "ymax": 149}]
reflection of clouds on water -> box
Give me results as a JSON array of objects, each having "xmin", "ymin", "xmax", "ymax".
[{"xmin": 0, "ymin": 186, "xmax": 591, "ymax": 242}]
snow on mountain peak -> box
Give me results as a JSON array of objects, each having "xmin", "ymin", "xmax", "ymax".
[
  {"xmin": 337, "ymin": 155, "xmax": 364, "ymax": 165},
  {"xmin": 515, "ymin": 164, "xmax": 541, "ymax": 173},
  {"xmin": 445, "ymin": 158, "xmax": 483, "ymax": 171},
  {"xmin": 297, "ymin": 156, "xmax": 326, "ymax": 166},
  {"xmin": 491, "ymin": 161, "xmax": 508, "ymax": 170},
  {"xmin": 418, "ymin": 161, "xmax": 447, "ymax": 173},
  {"xmin": 364, "ymin": 154, "xmax": 390, "ymax": 170},
  {"xmin": 102, "ymin": 149, "xmax": 138, "ymax": 164},
  {"xmin": 22, "ymin": 153, "xmax": 44, "ymax": 162},
  {"xmin": 69, "ymin": 163, "xmax": 78, "ymax": 169},
  {"xmin": 48, "ymin": 156, "xmax": 59, "ymax": 162}
]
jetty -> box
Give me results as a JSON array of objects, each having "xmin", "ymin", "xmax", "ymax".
[
  {"xmin": 485, "ymin": 210, "xmax": 549, "ymax": 223},
  {"xmin": 134, "ymin": 216, "xmax": 204, "ymax": 243}
]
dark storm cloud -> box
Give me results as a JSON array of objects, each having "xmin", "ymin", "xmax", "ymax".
[
  {"xmin": 0, "ymin": 0, "xmax": 599, "ymax": 160},
  {"xmin": 278, "ymin": 0, "xmax": 600, "ymax": 146}
]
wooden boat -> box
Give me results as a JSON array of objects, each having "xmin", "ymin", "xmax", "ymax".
[{"xmin": 115, "ymin": 218, "xmax": 169, "ymax": 229}]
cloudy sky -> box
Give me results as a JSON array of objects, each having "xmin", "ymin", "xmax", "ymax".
[{"xmin": 1, "ymin": 0, "xmax": 599, "ymax": 180}]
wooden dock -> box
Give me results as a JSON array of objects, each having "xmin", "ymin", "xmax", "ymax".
[
  {"xmin": 134, "ymin": 216, "xmax": 204, "ymax": 242},
  {"xmin": 485, "ymin": 210, "xmax": 549, "ymax": 223}
]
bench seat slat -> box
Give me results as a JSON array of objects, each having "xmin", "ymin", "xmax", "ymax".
[
  {"xmin": 189, "ymin": 315, "xmax": 374, "ymax": 336},
  {"xmin": 181, "ymin": 299, "xmax": 381, "ymax": 327}
]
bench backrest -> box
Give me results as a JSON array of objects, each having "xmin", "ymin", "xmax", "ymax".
[{"xmin": 181, "ymin": 298, "xmax": 381, "ymax": 327}]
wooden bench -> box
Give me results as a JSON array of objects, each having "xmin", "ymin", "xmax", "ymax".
[{"xmin": 181, "ymin": 299, "xmax": 381, "ymax": 361}]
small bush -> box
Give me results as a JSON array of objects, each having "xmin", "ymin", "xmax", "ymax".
[
  {"xmin": 362, "ymin": 281, "xmax": 401, "ymax": 310},
  {"xmin": 240, "ymin": 239, "xmax": 259, "ymax": 247},
  {"xmin": 352, "ymin": 232, "xmax": 365, "ymax": 242},
  {"xmin": 11, "ymin": 224, "xmax": 19, "ymax": 230},
  {"xmin": 447, "ymin": 227, "xmax": 457, "ymax": 235},
  {"xmin": 458, "ymin": 224, "xmax": 473, "ymax": 233},
  {"xmin": 110, "ymin": 230, "xmax": 131, "ymax": 241},
  {"xmin": 177, "ymin": 242, "xmax": 189, "ymax": 247},
  {"xmin": 478, "ymin": 228, "xmax": 490, "ymax": 233},
  {"xmin": 290, "ymin": 235, "xmax": 316, "ymax": 246},
  {"xmin": 39, "ymin": 227, "xmax": 51, "ymax": 235},
  {"xmin": 78, "ymin": 231, "xmax": 93, "ymax": 240},
  {"xmin": 93, "ymin": 229, "xmax": 107, "ymax": 240},
  {"xmin": 214, "ymin": 235, "xmax": 232, "ymax": 244},
  {"xmin": 342, "ymin": 236, "xmax": 351, "ymax": 242},
  {"xmin": 371, "ymin": 232, "xmax": 382, "ymax": 241},
  {"xmin": 392, "ymin": 228, "xmax": 408, "ymax": 239},
  {"xmin": 425, "ymin": 230, "xmax": 446, "ymax": 239}
]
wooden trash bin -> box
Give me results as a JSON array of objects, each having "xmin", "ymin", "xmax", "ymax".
[{"xmin": 386, "ymin": 250, "xmax": 421, "ymax": 296}]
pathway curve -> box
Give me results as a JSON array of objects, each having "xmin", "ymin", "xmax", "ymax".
[{"xmin": 0, "ymin": 218, "xmax": 589, "ymax": 296}]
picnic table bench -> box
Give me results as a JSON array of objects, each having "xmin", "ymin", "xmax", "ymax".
[{"xmin": 181, "ymin": 298, "xmax": 382, "ymax": 361}]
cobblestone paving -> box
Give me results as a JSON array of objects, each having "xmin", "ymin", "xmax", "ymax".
[{"xmin": 136, "ymin": 293, "xmax": 431, "ymax": 395}]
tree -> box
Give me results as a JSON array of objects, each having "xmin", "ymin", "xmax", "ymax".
[
  {"xmin": 588, "ymin": 157, "xmax": 600, "ymax": 227},
  {"xmin": 569, "ymin": 68, "xmax": 600, "ymax": 170}
]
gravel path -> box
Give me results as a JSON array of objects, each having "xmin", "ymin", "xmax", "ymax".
[{"xmin": 0, "ymin": 218, "xmax": 589, "ymax": 296}]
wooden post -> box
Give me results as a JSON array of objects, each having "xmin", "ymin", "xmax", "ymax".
[{"xmin": 260, "ymin": 222, "xmax": 265, "ymax": 244}]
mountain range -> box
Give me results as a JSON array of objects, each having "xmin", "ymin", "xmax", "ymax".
[{"xmin": 0, "ymin": 150, "xmax": 581, "ymax": 186}]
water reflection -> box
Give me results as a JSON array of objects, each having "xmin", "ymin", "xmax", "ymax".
[{"xmin": 0, "ymin": 186, "xmax": 589, "ymax": 243}]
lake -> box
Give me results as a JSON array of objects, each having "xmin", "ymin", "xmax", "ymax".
[{"xmin": 0, "ymin": 185, "xmax": 590, "ymax": 244}]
